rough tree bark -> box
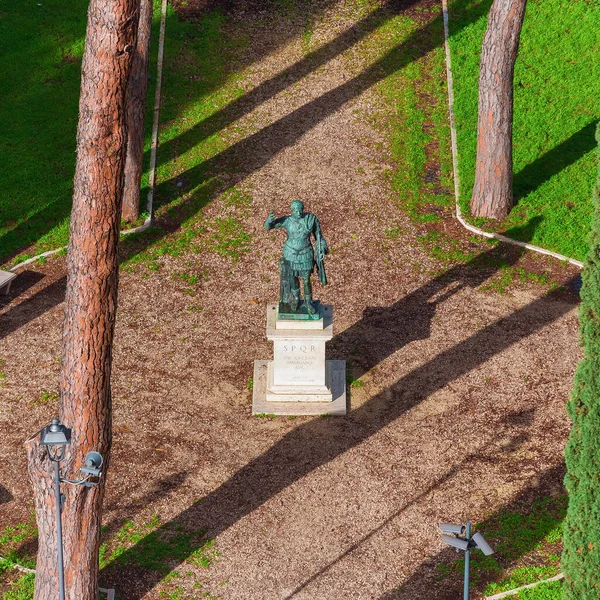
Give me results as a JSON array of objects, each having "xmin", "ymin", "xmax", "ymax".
[
  {"xmin": 470, "ymin": 0, "xmax": 528, "ymax": 220},
  {"xmin": 122, "ymin": 0, "xmax": 153, "ymax": 222},
  {"xmin": 25, "ymin": 0, "xmax": 139, "ymax": 598}
]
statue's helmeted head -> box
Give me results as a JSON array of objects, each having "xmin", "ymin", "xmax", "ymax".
[{"xmin": 291, "ymin": 200, "xmax": 304, "ymax": 217}]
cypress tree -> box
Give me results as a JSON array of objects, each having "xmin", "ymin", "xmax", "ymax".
[{"xmin": 562, "ymin": 121, "xmax": 600, "ymax": 599}]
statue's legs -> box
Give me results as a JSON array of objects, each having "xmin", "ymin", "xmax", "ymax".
[
  {"xmin": 290, "ymin": 275, "xmax": 300, "ymax": 312},
  {"xmin": 301, "ymin": 273, "xmax": 315, "ymax": 314}
]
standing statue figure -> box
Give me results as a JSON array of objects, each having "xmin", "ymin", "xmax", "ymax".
[{"xmin": 265, "ymin": 200, "xmax": 329, "ymax": 317}]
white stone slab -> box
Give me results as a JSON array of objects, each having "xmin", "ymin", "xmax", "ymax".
[
  {"xmin": 266, "ymin": 304, "xmax": 333, "ymax": 340},
  {"xmin": 252, "ymin": 360, "xmax": 347, "ymax": 415},
  {"xmin": 267, "ymin": 360, "xmax": 332, "ymax": 401}
]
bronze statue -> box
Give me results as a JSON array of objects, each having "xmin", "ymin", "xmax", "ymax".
[{"xmin": 265, "ymin": 200, "xmax": 328, "ymax": 317}]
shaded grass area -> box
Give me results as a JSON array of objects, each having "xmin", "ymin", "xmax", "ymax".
[
  {"xmin": 0, "ymin": 518, "xmax": 37, "ymax": 600},
  {"xmin": 449, "ymin": 0, "xmax": 600, "ymax": 261},
  {"xmin": 436, "ymin": 495, "xmax": 566, "ymax": 599},
  {"xmin": 0, "ymin": 0, "xmax": 87, "ymax": 264},
  {"xmin": 98, "ymin": 515, "xmax": 219, "ymax": 573},
  {"xmin": 1, "ymin": 574, "xmax": 35, "ymax": 600},
  {"xmin": 0, "ymin": 0, "xmax": 165, "ymax": 266}
]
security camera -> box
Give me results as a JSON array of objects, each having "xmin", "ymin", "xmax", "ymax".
[
  {"xmin": 442, "ymin": 534, "xmax": 470, "ymax": 551},
  {"xmin": 439, "ymin": 523, "xmax": 465, "ymax": 535},
  {"xmin": 472, "ymin": 532, "xmax": 494, "ymax": 556},
  {"xmin": 80, "ymin": 451, "xmax": 103, "ymax": 478}
]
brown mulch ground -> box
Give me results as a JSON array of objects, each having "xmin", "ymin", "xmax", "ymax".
[{"xmin": 0, "ymin": 1, "xmax": 583, "ymax": 598}]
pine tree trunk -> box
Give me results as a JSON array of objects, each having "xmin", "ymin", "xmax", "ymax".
[
  {"xmin": 470, "ymin": 0, "xmax": 527, "ymax": 220},
  {"xmin": 122, "ymin": 0, "xmax": 153, "ymax": 222},
  {"xmin": 25, "ymin": 0, "xmax": 139, "ymax": 598}
]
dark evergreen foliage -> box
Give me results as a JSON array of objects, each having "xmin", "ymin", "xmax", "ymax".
[{"xmin": 562, "ymin": 121, "xmax": 600, "ymax": 599}]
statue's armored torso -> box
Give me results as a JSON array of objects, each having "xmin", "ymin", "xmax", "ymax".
[{"xmin": 283, "ymin": 215, "xmax": 314, "ymax": 273}]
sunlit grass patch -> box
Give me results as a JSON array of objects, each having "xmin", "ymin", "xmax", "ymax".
[
  {"xmin": 100, "ymin": 515, "xmax": 219, "ymax": 574},
  {"xmin": 449, "ymin": 0, "xmax": 600, "ymax": 261},
  {"xmin": 121, "ymin": 6, "xmax": 255, "ymax": 271},
  {"xmin": 366, "ymin": 3, "xmax": 456, "ymax": 241}
]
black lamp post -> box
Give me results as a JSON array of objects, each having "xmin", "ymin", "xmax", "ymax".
[
  {"xmin": 40, "ymin": 418, "xmax": 71, "ymax": 600},
  {"xmin": 39, "ymin": 418, "xmax": 104, "ymax": 600}
]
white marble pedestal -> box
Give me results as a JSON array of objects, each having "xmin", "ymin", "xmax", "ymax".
[{"xmin": 252, "ymin": 304, "xmax": 347, "ymax": 415}]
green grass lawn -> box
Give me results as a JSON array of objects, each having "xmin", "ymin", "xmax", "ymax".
[
  {"xmin": 449, "ymin": 0, "xmax": 600, "ymax": 262},
  {"xmin": 0, "ymin": 514, "xmax": 221, "ymax": 599},
  {"xmin": 0, "ymin": 0, "xmax": 164, "ymax": 266},
  {"xmin": 118, "ymin": 5, "xmax": 252, "ymax": 272},
  {"xmin": 0, "ymin": 0, "xmax": 87, "ymax": 264}
]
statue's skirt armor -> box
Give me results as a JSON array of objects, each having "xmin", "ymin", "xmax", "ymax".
[{"xmin": 283, "ymin": 243, "xmax": 314, "ymax": 275}]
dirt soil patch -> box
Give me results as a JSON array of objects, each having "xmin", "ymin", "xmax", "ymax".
[{"xmin": 0, "ymin": 1, "xmax": 582, "ymax": 598}]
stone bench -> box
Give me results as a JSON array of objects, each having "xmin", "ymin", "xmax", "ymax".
[{"xmin": 0, "ymin": 270, "xmax": 16, "ymax": 295}]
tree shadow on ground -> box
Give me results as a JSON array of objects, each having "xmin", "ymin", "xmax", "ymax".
[
  {"xmin": 121, "ymin": 0, "xmax": 490, "ymax": 261},
  {"xmin": 6, "ymin": 472, "xmax": 191, "ymax": 572},
  {"xmin": 0, "ymin": 275, "xmax": 65, "ymax": 342},
  {"xmin": 153, "ymin": 0, "xmax": 420, "ymax": 171},
  {"xmin": 377, "ymin": 464, "xmax": 566, "ymax": 599},
  {"xmin": 330, "ymin": 230, "xmax": 540, "ymax": 380},
  {"xmin": 0, "ymin": 270, "xmax": 45, "ymax": 310},
  {"xmin": 283, "ymin": 409, "xmax": 536, "ymax": 599},
  {"xmin": 101, "ymin": 471, "xmax": 189, "ymax": 538},
  {"xmin": 0, "ymin": 0, "xmax": 429, "ymax": 265},
  {"xmin": 0, "ymin": 220, "xmax": 537, "ymax": 347},
  {"xmin": 502, "ymin": 215, "xmax": 542, "ymax": 241},
  {"xmin": 514, "ymin": 121, "xmax": 598, "ymax": 204},
  {"xmin": 0, "ymin": 484, "xmax": 13, "ymax": 505},
  {"xmin": 100, "ymin": 240, "xmax": 578, "ymax": 598},
  {"xmin": 160, "ymin": 0, "xmax": 346, "ymax": 125}
]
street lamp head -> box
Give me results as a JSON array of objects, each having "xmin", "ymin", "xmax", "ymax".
[
  {"xmin": 441, "ymin": 534, "xmax": 470, "ymax": 551},
  {"xmin": 472, "ymin": 532, "xmax": 494, "ymax": 556},
  {"xmin": 439, "ymin": 520, "xmax": 492, "ymax": 599},
  {"xmin": 40, "ymin": 418, "xmax": 71, "ymax": 447},
  {"xmin": 439, "ymin": 523, "xmax": 465, "ymax": 535}
]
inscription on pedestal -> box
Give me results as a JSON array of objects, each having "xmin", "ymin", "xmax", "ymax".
[{"xmin": 273, "ymin": 340, "xmax": 326, "ymax": 386}]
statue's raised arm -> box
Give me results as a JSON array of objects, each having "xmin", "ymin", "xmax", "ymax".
[{"xmin": 264, "ymin": 210, "xmax": 286, "ymax": 230}]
